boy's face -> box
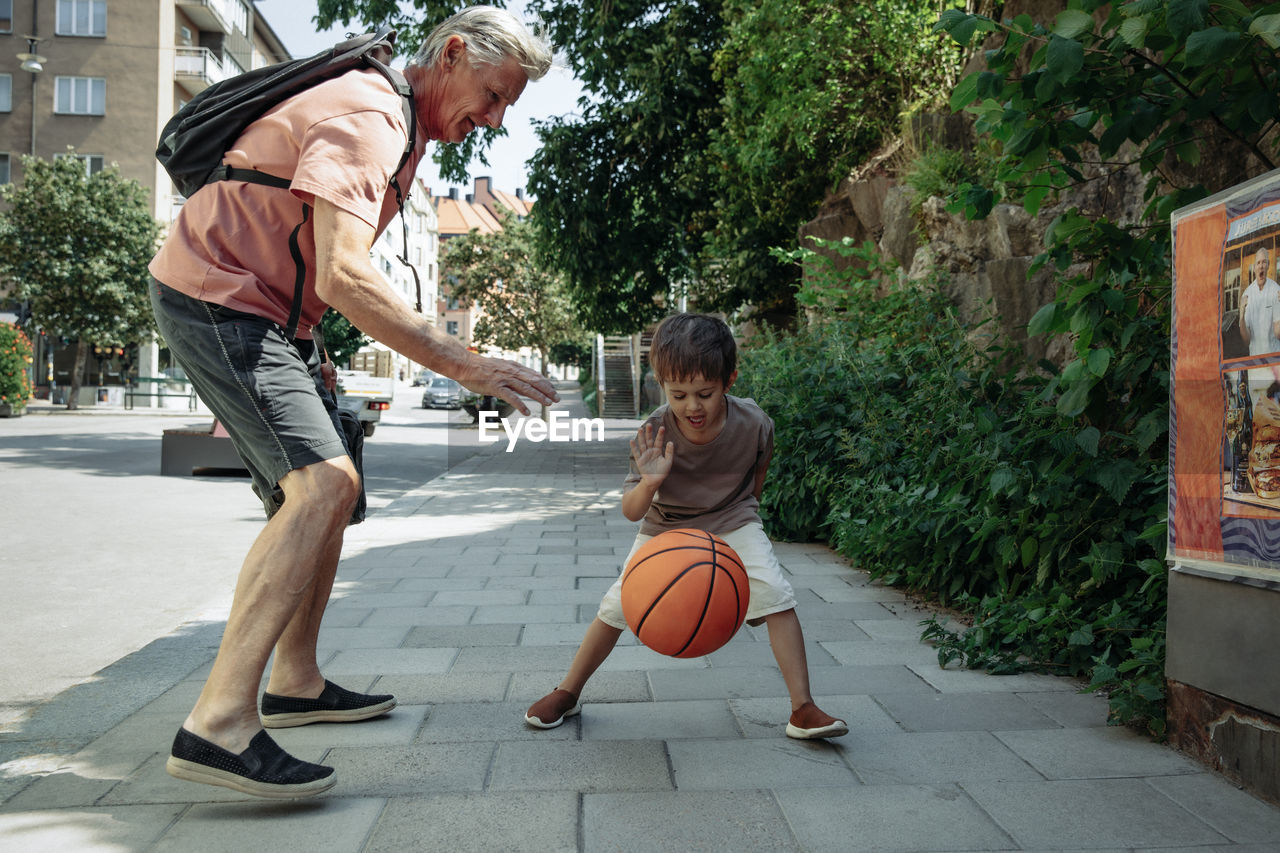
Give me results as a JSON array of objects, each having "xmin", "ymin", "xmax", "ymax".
[{"xmin": 660, "ymin": 371, "xmax": 736, "ymax": 443}]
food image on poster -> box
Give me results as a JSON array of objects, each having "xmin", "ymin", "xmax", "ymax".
[{"xmin": 1222, "ymin": 367, "xmax": 1280, "ymax": 517}]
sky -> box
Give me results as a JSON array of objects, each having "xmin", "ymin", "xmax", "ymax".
[{"xmin": 251, "ymin": 0, "xmax": 585, "ymax": 199}]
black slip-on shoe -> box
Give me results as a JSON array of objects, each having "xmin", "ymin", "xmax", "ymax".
[
  {"xmin": 165, "ymin": 728, "xmax": 335, "ymax": 799},
  {"xmin": 260, "ymin": 679, "xmax": 396, "ymax": 728}
]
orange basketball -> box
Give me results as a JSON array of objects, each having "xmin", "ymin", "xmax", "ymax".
[{"xmin": 621, "ymin": 528, "xmax": 750, "ymax": 658}]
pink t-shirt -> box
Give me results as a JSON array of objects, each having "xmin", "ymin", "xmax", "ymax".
[{"xmin": 149, "ymin": 68, "xmax": 426, "ymax": 339}]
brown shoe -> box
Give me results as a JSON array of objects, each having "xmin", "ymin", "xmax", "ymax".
[
  {"xmin": 785, "ymin": 701, "xmax": 849, "ymax": 739},
  {"xmin": 524, "ymin": 688, "xmax": 581, "ymax": 729}
]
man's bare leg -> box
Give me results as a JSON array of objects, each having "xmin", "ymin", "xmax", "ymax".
[
  {"xmin": 182, "ymin": 457, "xmax": 360, "ymax": 753},
  {"xmin": 262, "ymin": 525, "xmax": 345, "ymax": 699}
]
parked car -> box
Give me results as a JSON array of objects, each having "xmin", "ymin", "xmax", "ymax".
[
  {"xmin": 422, "ymin": 376, "xmax": 464, "ymax": 409},
  {"xmin": 411, "ymin": 368, "xmax": 435, "ymax": 387}
]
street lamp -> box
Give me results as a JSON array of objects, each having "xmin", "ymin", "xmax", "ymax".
[{"xmin": 16, "ymin": 36, "xmax": 45, "ymax": 156}]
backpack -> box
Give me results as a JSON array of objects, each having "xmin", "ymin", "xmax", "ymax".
[{"xmin": 156, "ymin": 28, "xmax": 422, "ymax": 337}]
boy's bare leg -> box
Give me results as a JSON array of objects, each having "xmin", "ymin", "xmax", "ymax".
[
  {"xmin": 559, "ymin": 618, "xmax": 624, "ymax": 695},
  {"xmin": 182, "ymin": 458, "xmax": 360, "ymax": 753},
  {"xmin": 526, "ymin": 618, "xmax": 623, "ymax": 728},
  {"xmin": 763, "ymin": 608, "xmax": 814, "ymax": 710},
  {"xmin": 765, "ymin": 608, "xmax": 848, "ymax": 738}
]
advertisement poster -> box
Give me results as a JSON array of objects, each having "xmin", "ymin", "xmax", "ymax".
[{"xmin": 1171, "ymin": 166, "xmax": 1280, "ymax": 581}]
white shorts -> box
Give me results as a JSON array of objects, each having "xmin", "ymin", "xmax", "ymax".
[{"xmin": 597, "ymin": 522, "xmax": 797, "ymax": 631}]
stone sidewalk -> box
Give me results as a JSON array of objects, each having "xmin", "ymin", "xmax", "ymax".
[{"xmin": 2, "ymin": 399, "xmax": 1279, "ymax": 851}]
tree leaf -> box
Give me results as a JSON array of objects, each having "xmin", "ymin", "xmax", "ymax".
[
  {"xmin": 1045, "ymin": 35, "xmax": 1084, "ymax": 84},
  {"xmin": 1184, "ymin": 27, "xmax": 1241, "ymax": 66},
  {"xmin": 1053, "ymin": 9, "xmax": 1095, "ymax": 39}
]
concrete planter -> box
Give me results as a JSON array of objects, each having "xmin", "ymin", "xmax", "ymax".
[{"xmin": 0, "ymin": 402, "xmax": 26, "ymax": 417}]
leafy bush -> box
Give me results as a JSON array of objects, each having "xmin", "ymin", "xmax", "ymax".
[{"xmin": 736, "ymin": 239, "xmax": 1168, "ymax": 735}]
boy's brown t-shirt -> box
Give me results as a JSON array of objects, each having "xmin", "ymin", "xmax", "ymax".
[{"xmin": 625, "ymin": 395, "xmax": 774, "ymax": 536}]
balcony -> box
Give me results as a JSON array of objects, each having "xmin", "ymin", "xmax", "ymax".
[
  {"xmin": 174, "ymin": 46, "xmax": 228, "ymax": 95},
  {"xmin": 175, "ymin": 0, "xmax": 248, "ymax": 35}
]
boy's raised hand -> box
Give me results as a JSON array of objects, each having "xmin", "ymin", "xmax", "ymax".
[{"xmin": 631, "ymin": 423, "xmax": 674, "ymax": 487}]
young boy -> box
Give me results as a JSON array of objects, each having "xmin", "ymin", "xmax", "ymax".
[{"xmin": 524, "ymin": 313, "xmax": 848, "ymax": 739}]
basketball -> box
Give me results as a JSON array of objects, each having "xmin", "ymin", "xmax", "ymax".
[{"xmin": 621, "ymin": 528, "xmax": 750, "ymax": 658}]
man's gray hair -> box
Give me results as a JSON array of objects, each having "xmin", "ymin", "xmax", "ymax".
[{"xmin": 413, "ymin": 6, "xmax": 552, "ymax": 82}]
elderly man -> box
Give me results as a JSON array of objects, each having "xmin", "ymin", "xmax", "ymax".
[
  {"xmin": 1240, "ymin": 247, "xmax": 1280, "ymax": 356},
  {"xmin": 150, "ymin": 7, "xmax": 556, "ymax": 798}
]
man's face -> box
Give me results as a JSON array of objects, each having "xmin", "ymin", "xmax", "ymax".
[
  {"xmin": 427, "ymin": 39, "xmax": 528, "ymax": 144},
  {"xmin": 1256, "ymin": 253, "xmax": 1271, "ymax": 282}
]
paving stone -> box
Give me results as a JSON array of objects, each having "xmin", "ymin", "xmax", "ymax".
[
  {"xmin": 0, "ymin": 804, "xmax": 184, "ymax": 851},
  {"xmin": 508, "ymin": 671, "xmax": 652, "ymax": 706},
  {"xmin": 822, "ymin": 638, "xmax": 942, "ymax": 668},
  {"xmin": 417, "ymin": 701, "xmax": 578, "ymax": 743},
  {"xmin": 1, "ymin": 752, "xmax": 148, "ymax": 810},
  {"xmin": 908, "ymin": 664, "xmax": 1076, "ymax": 695},
  {"xmin": 315, "ymin": 626, "xmax": 411, "ymax": 651},
  {"xmin": 1145, "ymin": 773, "xmax": 1280, "ymax": 844},
  {"xmin": 430, "ymin": 589, "xmax": 529, "ymax": 606},
  {"xmin": 269, "ymin": 704, "xmax": 427, "ymax": 751},
  {"xmin": 846, "ymin": 730, "xmax": 1044, "ymax": 784},
  {"xmin": 323, "ymin": 647, "xmax": 457, "ymax": 677},
  {"xmin": 584, "ymin": 790, "xmax": 800, "ymax": 852},
  {"xmin": 776, "ymin": 784, "xmax": 1016, "ymax": 853},
  {"xmin": 962, "ymin": 778, "xmax": 1231, "ymax": 849},
  {"xmin": 580, "ymin": 699, "xmax": 740, "ymax": 741},
  {"xmin": 365, "ymin": 792, "xmax": 577, "ymax": 853},
  {"xmin": 648, "ymin": 666, "xmax": 789, "ymax": 701},
  {"xmin": 668, "ymin": 738, "xmax": 856, "ymax": 790},
  {"xmin": 451, "ymin": 645, "xmax": 586, "ymax": 674},
  {"xmin": 994, "ymin": 727, "xmax": 1202, "ymax": 780},
  {"xmin": 323, "ymin": 743, "xmax": 492, "ymax": 796},
  {"xmin": 371, "ymin": 672, "xmax": 510, "ymax": 705},
  {"xmin": 490, "ymin": 740, "xmax": 672, "ymax": 792},
  {"xmin": 470, "ymin": 604, "xmax": 579, "ymax": 624},
  {"xmin": 361, "ymin": 605, "xmax": 475, "ymax": 627},
  {"xmin": 402, "ymin": 623, "xmax": 522, "ymax": 648},
  {"xmin": 875, "ymin": 692, "xmax": 1061, "ymax": 732},
  {"xmin": 1018, "ymin": 688, "xmax": 1112, "ymax": 728},
  {"xmin": 729, "ymin": 695, "xmax": 902, "ymax": 739},
  {"xmin": 154, "ymin": 796, "xmax": 384, "ymax": 851}
]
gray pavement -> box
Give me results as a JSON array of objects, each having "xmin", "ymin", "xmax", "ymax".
[{"xmin": 3, "ymin": 384, "xmax": 1280, "ymax": 851}]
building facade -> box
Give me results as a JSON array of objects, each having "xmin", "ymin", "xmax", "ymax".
[{"xmin": 0, "ymin": 0, "xmax": 439, "ymax": 403}]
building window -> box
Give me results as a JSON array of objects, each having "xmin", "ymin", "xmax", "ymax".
[
  {"xmin": 57, "ymin": 0, "xmax": 107, "ymax": 37},
  {"xmin": 55, "ymin": 152, "xmax": 105, "ymax": 176},
  {"xmin": 446, "ymin": 321, "xmax": 459, "ymax": 336},
  {"xmin": 0, "ymin": 0, "xmax": 11, "ymax": 34},
  {"xmin": 0, "ymin": 154, "xmax": 10, "ymax": 185},
  {"xmin": 0, "ymin": 75, "xmax": 10, "ymax": 113},
  {"xmin": 54, "ymin": 77, "xmax": 106, "ymax": 115}
]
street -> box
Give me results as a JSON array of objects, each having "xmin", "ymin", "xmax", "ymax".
[{"xmin": 0, "ymin": 382, "xmax": 481, "ymax": 728}]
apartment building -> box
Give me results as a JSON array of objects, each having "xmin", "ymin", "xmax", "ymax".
[{"xmin": 0, "ymin": 0, "xmax": 439, "ymax": 401}]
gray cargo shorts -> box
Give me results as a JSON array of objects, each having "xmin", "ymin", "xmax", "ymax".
[{"xmin": 150, "ymin": 278, "xmax": 354, "ymax": 519}]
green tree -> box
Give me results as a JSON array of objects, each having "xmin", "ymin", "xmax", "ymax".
[
  {"xmin": 706, "ymin": 0, "xmax": 955, "ymax": 317},
  {"xmin": 443, "ymin": 209, "xmax": 587, "ymax": 417},
  {"xmin": 526, "ymin": 0, "xmax": 726, "ymax": 333},
  {"xmin": 319, "ymin": 308, "xmax": 370, "ymax": 367},
  {"xmin": 0, "ymin": 155, "xmax": 160, "ymax": 410}
]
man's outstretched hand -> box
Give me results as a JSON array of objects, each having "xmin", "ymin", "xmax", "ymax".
[{"xmin": 457, "ymin": 356, "xmax": 560, "ymax": 416}]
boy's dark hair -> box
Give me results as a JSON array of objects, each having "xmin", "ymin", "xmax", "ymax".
[{"xmin": 649, "ymin": 313, "xmax": 737, "ymax": 387}]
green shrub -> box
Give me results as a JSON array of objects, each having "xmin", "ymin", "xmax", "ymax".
[{"xmin": 737, "ymin": 238, "xmax": 1168, "ymax": 735}]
